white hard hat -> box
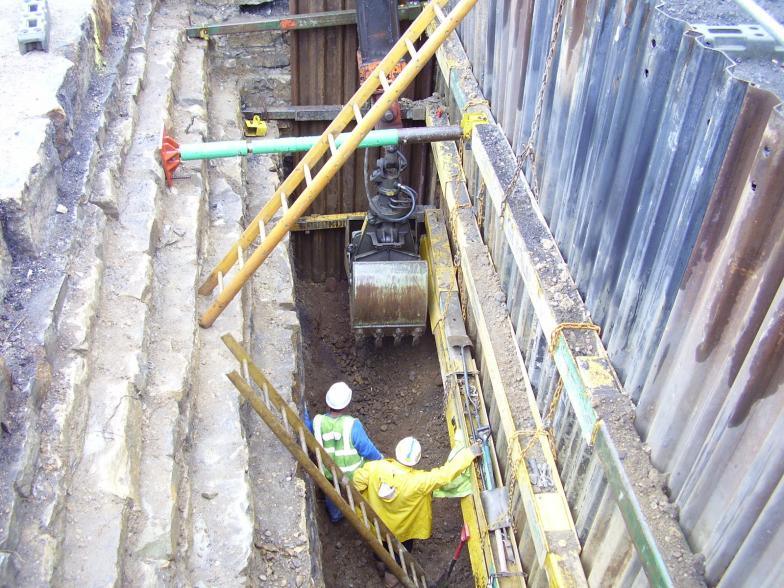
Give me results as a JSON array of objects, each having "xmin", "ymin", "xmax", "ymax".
[
  {"xmin": 395, "ymin": 437, "xmax": 422, "ymax": 467},
  {"xmin": 326, "ymin": 381, "xmax": 352, "ymax": 410}
]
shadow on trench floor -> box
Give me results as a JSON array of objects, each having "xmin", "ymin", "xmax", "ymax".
[{"xmin": 295, "ymin": 279, "xmax": 473, "ymax": 588}]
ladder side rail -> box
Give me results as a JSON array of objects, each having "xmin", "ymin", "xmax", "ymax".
[
  {"xmin": 222, "ymin": 334, "xmax": 430, "ymax": 582},
  {"xmin": 198, "ymin": 0, "xmax": 450, "ymax": 296},
  {"xmin": 200, "ymin": 0, "xmax": 478, "ymax": 327},
  {"xmin": 227, "ymin": 370, "xmax": 418, "ymax": 588}
]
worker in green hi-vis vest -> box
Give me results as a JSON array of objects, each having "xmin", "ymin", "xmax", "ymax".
[{"xmin": 304, "ymin": 381, "xmax": 383, "ymax": 523}]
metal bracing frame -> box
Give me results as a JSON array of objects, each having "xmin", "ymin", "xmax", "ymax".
[
  {"xmin": 197, "ymin": 0, "xmax": 478, "ymax": 328},
  {"xmin": 187, "ymin": 2, "xmax": 424, "ymax": 39},
  {"xmin": 421, "ymin": 209, "xmax": 528, "ymax": 588},
  {"xmin": 427, "ymin": 23, "xmax": 701, "ymax": 588},
  {"xmin": 424, "ymin": 130, "xmax": 588, "ymax": 586},
  {"xmin": 240, "ymin": 104, "xmax": 429, "ymax": 123}
]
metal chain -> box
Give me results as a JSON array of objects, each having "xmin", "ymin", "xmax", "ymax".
[{"xmin": 501, "ymin": 0, "xmax": 567, "ymax": 212}]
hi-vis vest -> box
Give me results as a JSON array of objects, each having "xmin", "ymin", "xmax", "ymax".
[{"xmin": 313, "ymin": 414, "xmax": 363, "ymax": 480}]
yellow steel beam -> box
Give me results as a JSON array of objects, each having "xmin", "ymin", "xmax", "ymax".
[
  {"xmin": 421, "ymin": 209, "xmax": 526, "ymax": 588},
  {"xmin": 426, "ymin": 110, "xmax": 589, "ymax": 587},
  {"xmin": 290, "ymin": 212, "xmax": 366, "ymax": 232}
]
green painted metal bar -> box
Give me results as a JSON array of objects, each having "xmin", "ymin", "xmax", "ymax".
[
  {"xmin": 186, "ymin": 2, "xmax": 424, "ymax": 38},
  {"xmin": 178, "ymin": 125, "xmax": 462, "ymax": 161}
]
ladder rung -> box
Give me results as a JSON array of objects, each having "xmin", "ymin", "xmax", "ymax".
[
  {"xmin": 237, "ymin": 245, "xmax": 245, "ymax": 269},
  {"xmin": 303, "ymin": 163, "xmax": 312, "ymax": 186},
  {"xmin": 374, "ymin": 520, "xmax": 383, "ymax": 544},
  {"xmin": 241, "ymin": 359, "xmax": 249, "ymax": 382},
  {"xmin": 261, "ymin": 383, "xmax": 270, "ymax": 407},
  {"xmin": 378, "ymin": 69, "xmax": 390, "ymax": 91},
  {"xmin": 360, "ymin": 502, "xmax": 370, "ymax": 528},
  {"xmin": 315, "ymin": 446, "xmax": 325, "ymax": 473},
  {"xmin": 353, "ymin": 103, "xmax": 363, "ymax": 123},
  {"xmin": 259, "ymin": 217, "xmax": 266, "ymax": 239},
  {"xmin": 398, "ymin": 543, "xmax": 408, "ymax": 578},
  {"xmin": 327, "ymin": 133, "xmax": 337, "ymax": 156},
  {"xmin": 282, "ymin": 408, "xmax": 291, "ymax": 435},
  {"xmin": 433, "ymin": 3, "xmax": 447, "ymax": 24},
  {"xmin": 331, "ymin": 465, "xmax": 341, "ymax": 492},
  {"xmin": 346, "ymin": 484, "xmax": 356, "ymax": 510},
  {"xmin": 298, "ymin": 427, "xmax": 307, "ymax": 453},
  {"xmin": 405, "ymin": 37, "xmax": 418, "ymax": 59},
  {"xmin": 280, "ymin": 192, "xmax": 289, "ymax": 213},
  {"xmin": 386, "ymin": 533, "xmax": 396, "ymax": 559},
  {"xmin": 217, "ymin": 271, "xmax": 224, "ymax": 293}
]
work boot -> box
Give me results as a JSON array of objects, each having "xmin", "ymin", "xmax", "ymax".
[{"xmin": 384, "ymin": 572, "xmax": 402, "ymax": 588}]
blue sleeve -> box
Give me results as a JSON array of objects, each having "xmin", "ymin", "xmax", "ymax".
[
  {"xmin": 352, "ymin": 420, "xmax": 383, "ymax": 461},
  {"xmin": 304, "ymin": 407, "xmax": 314, "ymax": 433}
]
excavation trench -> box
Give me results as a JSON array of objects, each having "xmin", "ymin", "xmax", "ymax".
[
  {"xmin": 200, "ymin": 2, "xmax": 472, "ymax": 583},
  {"xmin": 295, "ymin": 279, "xmax": 473, "ymax": 587}
]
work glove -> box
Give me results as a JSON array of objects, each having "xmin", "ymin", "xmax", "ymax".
[{"xmin": 469, "ymin": 442, "xmax": 483, "ymax": 458}]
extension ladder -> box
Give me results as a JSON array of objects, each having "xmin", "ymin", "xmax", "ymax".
[
  {"xmin": 198, "ymin": 0, "xmax": 479, "ymax": 327},
  {"xmin": 221, "ymin": 334, "xmax": 430, "ymax": 588}
]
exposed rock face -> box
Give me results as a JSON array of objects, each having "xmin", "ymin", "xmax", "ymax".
[
  {"xmin": 1, "ymin": 0, "xmax": 314, "ymax": 586},
  {"xmin": 0, "ymin": 357, "xmax": 9, "ymax": 432}
]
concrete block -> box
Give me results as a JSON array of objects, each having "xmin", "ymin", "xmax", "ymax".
[{"xmin": 18, "ymin": 0, "xmax": 50, "ymax": 54}]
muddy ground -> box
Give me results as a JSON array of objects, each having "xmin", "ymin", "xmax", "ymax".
[{"xmin": 295, "ymin": 280, "xmax": 473, "ymax": 588}]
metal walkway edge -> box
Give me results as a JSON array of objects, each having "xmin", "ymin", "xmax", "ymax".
[
  {"xmin": 197, "ymin": 0, "xmax": 478, "ymax": 327},
  {"xmin": 221, "ymin": 334, "xmax": 430, "ymax": 588}
]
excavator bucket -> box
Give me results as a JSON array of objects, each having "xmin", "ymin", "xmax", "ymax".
[{"xmin": 350, "ymin": 260, "xmax": 428, "ymax": 344}]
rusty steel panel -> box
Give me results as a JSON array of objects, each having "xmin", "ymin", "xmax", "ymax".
[
  {"xmin": 289, "ymin": 0, "xmax": 434, "ymax": 282},
  {"xmin": 455, "ymin": 0, "xmax": 784, "ymax": 586},
  {"xmin": 350, "ymin": 260, "xmax": 428, "ymax": 330}
]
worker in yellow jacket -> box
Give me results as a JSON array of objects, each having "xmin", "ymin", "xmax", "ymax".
[{"xmin": 353, "ymin": 436, "xmax": 480, "ymax": 586}]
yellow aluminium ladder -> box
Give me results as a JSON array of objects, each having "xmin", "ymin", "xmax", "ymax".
[
  {"xmin": 221, "ymin": 334, "xmax": 431, "ymax": 588},
  {"xmin": 197, "ymin": 0, "xmax": 479, "ymax": 327}
]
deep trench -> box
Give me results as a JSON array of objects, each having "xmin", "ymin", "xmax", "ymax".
[
  {"xmin": 205, "ymin": 0, "xmax": 474, "ymax": 580},
  {"xmin": 294, "ymin": 279, "xmax": 473, "ymax": 587}
]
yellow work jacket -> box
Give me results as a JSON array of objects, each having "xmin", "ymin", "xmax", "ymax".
[{"xmin": 352, "ymin": 448, "xmax": 475, "ymax": 542}]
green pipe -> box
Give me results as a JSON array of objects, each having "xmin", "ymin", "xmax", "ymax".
[
  {"xmin": 177, "ymin": 125, "xmax": 464, "ymax": 161},
  {"xmin": 179, "ymin": 128, "xmax": 401, "ymax": 161}
]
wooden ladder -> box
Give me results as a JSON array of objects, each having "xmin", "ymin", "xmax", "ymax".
[
  {"xmin": 222, "ymin": 334, "xmax": 431, "ymax": 588},
  {"xmin": 198, "ymin": 0, "xmax": 479, "ymax": 327}
]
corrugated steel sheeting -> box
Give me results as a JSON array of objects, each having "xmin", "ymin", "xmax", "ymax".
[
  {"xmin": 288, "ymin": 0, "xmax": 434, "ymax": 281},
  {"xmin": 455, "ymin": 0, "xmax": 784, "ymax": 585}
]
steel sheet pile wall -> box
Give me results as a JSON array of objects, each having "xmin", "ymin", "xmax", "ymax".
[
  {"xmin": 289, "ymin": 0, "xmax": 434, "ymax": 280},
  {"xmin": 457, "ymin": 0, "xmax": 784, "ymax": 585}
]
